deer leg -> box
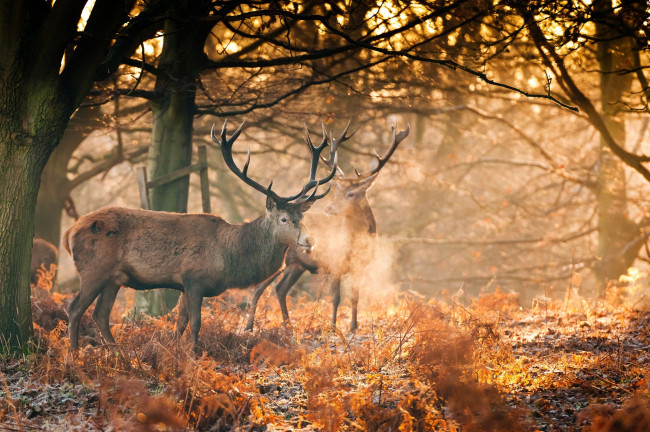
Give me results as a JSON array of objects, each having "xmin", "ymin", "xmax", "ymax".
[
  {"xmin": 183, "ymin": 290, "xmax": 203, "ymax": 350},
  {"xmin": 350, "ymin": 285, "xmax": 359, "ymax": 333},
  {"xmin": 175, "ymin": 294, "xmax": 189, "ymax": 337},
  {"xmin": 92, "ymin": 283, "xmax": 120, "ymax": 345},
  {"xmin": 331, "ymin": 277, "xmax": 342, "ymax": 329},
  {"xmin": 276, "ymin": 264, "xmax": 307, "ymax": 323},
  {"xmin": 68, "ymin": 276, "xmax": 109, "ymax": 350},
  {"xmin": 245, "ymin": 274, "xmax": 279, "ymax": 331}
]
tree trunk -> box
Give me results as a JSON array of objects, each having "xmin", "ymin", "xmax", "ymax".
[
  {"xmin": 138, "ymin": 96, "xmax": 194, "ymax": 314},
  {"xmin": 593, "ymin": 0, "xmax": 640, "ymax": 293},
  {"xmin": 0, "ymin": 26, "xmax": 68, "ymax": 350},
  {"xmin": 0, "ymin": 143, "xmax": 51, "ymax": 350},
  {"xmin": 137, "ymin": 2, "xmax": 213, "ymax": 315},
  {"xmin": 0, "ymin": 0, "xmax": 150, "ymax": 350}
]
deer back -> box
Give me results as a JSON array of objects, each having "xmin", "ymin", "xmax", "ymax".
[{"xmin": 31, "ymin": 238, "xmax": 58, "ymax": 283}]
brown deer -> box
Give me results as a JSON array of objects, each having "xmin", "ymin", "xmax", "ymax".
[
  {"xmin": 63, "ymin": 120, "xmax": 339, "ymax": 350},
  {"xmin": 246, "ymin": 123, "xmax": 409, "ymax": 332},
  {"xmin": 31, "ymin": 238, "xmax": 58, "ymax": 285}
]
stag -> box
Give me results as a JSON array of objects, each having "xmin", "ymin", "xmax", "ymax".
[
  {"xmin": 63, "ymin": 120, "xmax": 339, "ymax": 350},
  {"xmin": 31, "ymin": 238, "xmax": 58, "ymax": 285},
  {"xmin": 246, "ymin": 123, "xmax": 409, "ymax": 332}
]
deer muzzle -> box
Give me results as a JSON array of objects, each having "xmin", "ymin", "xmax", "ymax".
[
  {"xmin": 297, "ymin": 230, "xmax": 315, "ymax": 252},
  {"xmin": 324, "ymin": 204, "xmax": 340, "ymax": 215}
]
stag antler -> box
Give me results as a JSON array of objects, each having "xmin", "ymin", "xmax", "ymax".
[
  {"xmin": 212, "ymin": 119, "xmax": 339, "ymax": 204},
  {"xmin": 314, "ymin": 120, "xmax": 354, "ymax": 178},
  {"xmin": 353, "ymin": 123, "xmax": 410, "ymax": 180}
]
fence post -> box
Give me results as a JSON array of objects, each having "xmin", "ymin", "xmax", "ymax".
[
  {"xmin": 137, "ymin": 166, "xmax": 151, "ymax": 210},
  {"xmin": 198, "ymin": 145, "xmax": 211, "ymax": 213}
]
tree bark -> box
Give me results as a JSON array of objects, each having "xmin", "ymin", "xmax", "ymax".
[
  {"xmin": 0, "ymin": 0, "xmax": 138, "ymax": 349},
  {"xmin": 0, "ymin": 1, "xmax": 70, "ymax": 349},
  {"xmin": 0, "ymin": 141, "xmax": 52, "ymax": 350}
]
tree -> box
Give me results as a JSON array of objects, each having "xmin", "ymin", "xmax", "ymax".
[
  {"xmin": 137, "ymin": 0, "xmax": 217, "ymax": 315},
  {"xmin": 0, "ymin": 0, "xmax": 140, "ymax": 349},
  {"xmin": 514, "ymin": 0, "xmax": 649, "ymax": 291},
  {"xmin": 34, "ymin": 104, "xmax": 148, "ymax": 245}
]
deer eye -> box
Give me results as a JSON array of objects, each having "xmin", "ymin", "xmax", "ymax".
[
  {"xmin": 346, "ymin": 191, "xmax": 355, "ymax": 198},
  {"xmin": 279, "ymin": 215, "xmax": 289, "ymax": 224}
]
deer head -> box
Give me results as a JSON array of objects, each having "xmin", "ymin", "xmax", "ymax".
[
  {"xmin": 212, "ymin": 119, "xmax": 340, "ymax": 250},
  {"xmin": 323, "ymin": 122, "xmax": 410, "ymax": 216}
]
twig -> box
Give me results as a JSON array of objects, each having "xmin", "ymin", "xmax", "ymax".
[
  {"xmin": 585, "ymin": 370, "xmax": 633, "ymax": 395},
  {"xmin": 565, "ymin": 250, "xmax": 575, "ymax": 310},
  {"xmin": 234, "ymin": 396, "xmax": 251, "ymax": 427}
]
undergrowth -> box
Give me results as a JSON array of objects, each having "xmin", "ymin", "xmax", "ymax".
[{"xmin": 1, "ymin": 269, "xmax": 649, "ymax": 431}]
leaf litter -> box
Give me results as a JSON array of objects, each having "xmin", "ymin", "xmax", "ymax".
[{"xmin": 1, "ymin": 278, "xmax": 649, "ymax": 431}]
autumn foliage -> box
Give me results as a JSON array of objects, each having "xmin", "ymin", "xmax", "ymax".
[{"xmin": 1, "ymin": 269, "xmax": 649, "ymax": 431}]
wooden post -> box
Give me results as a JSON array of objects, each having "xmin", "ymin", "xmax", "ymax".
[
  {"xmin": 198, "ymin": 145, "xmax": 211, "ymax": 213},
  {"xmin": 138, "ymin": 146, "xmax": 211, "ymax": 212},
  {"xmin": 137, "ymin": 166, "xmax": 151, "ymax": 210}
]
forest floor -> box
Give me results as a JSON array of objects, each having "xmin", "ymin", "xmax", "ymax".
[{"xmin": 1, "ymin": 274, "xmax": 650, "ymax": 431}]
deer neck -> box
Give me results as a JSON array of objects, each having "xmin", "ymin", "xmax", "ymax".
[
  {"xmin": 345, "ymin": 200, "xmax": 377, "ymax": 236},
  {"xmin": 228, "ymin": 216, "xmax": 288, "ymax": 286}
]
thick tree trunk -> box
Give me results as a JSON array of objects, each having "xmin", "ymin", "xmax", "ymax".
[
  {"xmin": 0, "ymin": 143, "xmax": 51, "ymax": 350},
  {"xmin": 0, "ymin": 0, "xmax": 145, "ymax": 350},
  {"xmin": 147, "ymin": 94, "xmax": 194, "ymax": 215},
  {"xmin": 0, "ymin": 26, "xmax": 68, "ymax": 349},
  {"xmin": 139, "ymin": 91, "xmax": 194, "ymax": 314},
  {"xmin": 594, "ymin": 148, "xmax": 643, "ymax": 291}
]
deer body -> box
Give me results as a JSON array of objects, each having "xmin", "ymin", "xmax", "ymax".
[
  {"xmin": 246, "ymin": 180, "xmax": 377, "ymax": 332},
  {"xmin": 64, "ymin": 208, "xmax": 291, "ymax": 295},
  {"xmin": 64, "ymin": 120, "xmax": 338, "ymax": 350},
  {"xmin": 246, "ymin": 124, "xmax": 409, "ymax": 332},
  {"xmin": 64, "ymin": 205, "xmax": 310, "ymax": 349}
]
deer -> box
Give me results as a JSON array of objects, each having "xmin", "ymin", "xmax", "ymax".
[
  {"xmin": 31, "ymin": 238, "xmax": 58, "ymax": 285},
  {"xmin": 245, "ymin": 123, "xmax": 409, "ymax": 332},
  {"xmin": 63, "ymin": 120, "xmax": 339, "ymax": 350}
]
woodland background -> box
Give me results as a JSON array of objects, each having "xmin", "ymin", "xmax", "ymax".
[{"xmin": 1, "ymin": 0, "xmax": 650, "ymax": 430}]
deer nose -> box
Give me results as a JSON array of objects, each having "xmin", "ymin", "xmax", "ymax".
[{"xmin": 297, "ymin": 230, "xmax": 314, "ymax": 251}]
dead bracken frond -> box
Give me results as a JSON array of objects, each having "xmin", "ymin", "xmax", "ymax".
[
  {"xmin": 584, "ymin": 397, "xmax": 650, "ymax": 432},
  {"xmin": 33, "ymin": 263, "xmax": 57, "ymax": 294},
  {"xmin": 1, "ymin": 286, "xmax": 648, "ymax": 431}
]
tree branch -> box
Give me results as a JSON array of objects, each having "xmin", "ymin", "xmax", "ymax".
[
  {"xmin": 196, "ymin": 56, "xmax": 391, "ymax": 116},
  {"xmin": 390, "ymin": 227, "xmax": 596, "ymax": 246},
  {"xmin": 519, "ymin": 5, "xmax": 650, "ymax": 182},
  {"xmin": 60, "ymin": 0, "xmax": 136, "ymax": 111},
  {"xmin": 69, "ymin": 146, "xmax": 148, "ymax": 189}
]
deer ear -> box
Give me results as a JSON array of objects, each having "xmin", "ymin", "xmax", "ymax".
[
  {"xmin": 266, "ymin": 196, "xmax": 276, "ymax": 211},
  {"xmin": 357, "ymin": 172, "xmax": 379, "ymax": 191},
  {"xmin": 299, "ymin": 200, "xmax": 315, "ymax": 213}
]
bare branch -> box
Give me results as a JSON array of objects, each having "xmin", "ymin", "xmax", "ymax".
[
  {"xmin": 518, "ymin": 5, "xmax": 650, "ymax": 181},
  {"xmin": 69, "ymin": 146, "xmax": 148, "ymax": 189},
  {"xmin": 390, "ymin": 228, "xmax": 596, "ymax": 246}
]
